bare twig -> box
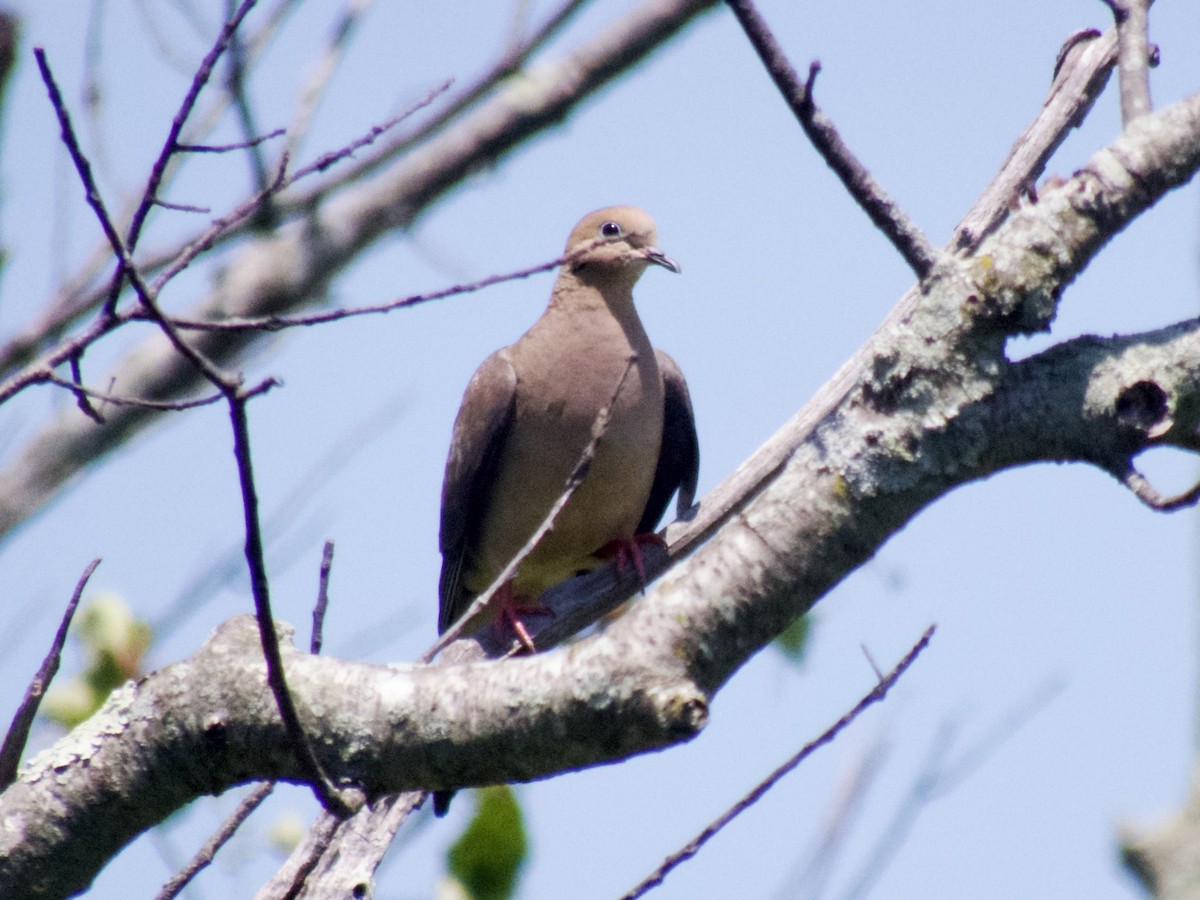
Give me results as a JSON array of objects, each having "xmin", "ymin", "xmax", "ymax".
[
  {"xmin": 1119, "ymin": 465, "xmax": 1200, "ymax": 512},
  {"xmin": 44, "ymin": 13, "xmax": 354, "ymax": 818},
  {"xmin": 42, "ymin": 372, "xmax": 226, "ymax": 411},
  {"xmin": 34, "ymin": 48, "xmax": 130, "ymax": 323},
  {"xmin": 0, "ymin": 0, "xmax": 583, "ymax": 389},
  {"xmin": 620, "ymin": 625, "xmax": 936, "ymax": 900},
  {"xmin": 283, "ymin": 0, "xmax": 376, "ymax": 163},
  {"xmin": 67, "ymin": 354, "xmax": 104, "ymax": 423},
  {"xmin": 0, "ymin": 558, "xmax": 101, "ymax": 789},
  {"xmin": 860, "ymin": 643, "xmax": 884, "ymax": 682},
  {"xmin": 37, "ymin": 47, "xmax": 234, "ymax": 388},
  {"xmin": 1101, "ymin": 0, "xmax": 1153, "ymax": 126},
  {"xmin": 955, "ymin": 28, "xmax": 1118, "ymax": 251},
  {"xmin": 159, "ymin": 245, "xmax": 579, "ymax": 333},
  {"xmin": 177, "ymin": 128, "xmax": 286, "ymax": 153},
  {"xmin": 228, "ymin": 395, "xmax": 355, "ymax": 818},
  {"xmin": 724, "ymin": 0, "xmax": 939, "ymax": 279},
  {"xmin": 223, "ymin": 0, "xmax": 276, "ymax": 226},
  {"xmin": 838, "ymin": 677, "xmax": 1063, "ymax": 900},
  {"xmin": 312, "ymin": 541, "xmax": 335, "ymax": 656},
  {"xmin": 155, "ymin": 781, "xmax": 276, "ymax": 900},
  {"xmin": 149, "ymin": 83, "xmax": 448, "ymax": 296},
  {"xmin": 153, "ymin": 199, "xmax": 213, "ymax": 214},
  {"xmin": 107, "ymin": 0, "xmax": 261, "ymax": 314},
  {"xmin": 269, "ymin": 0, "xmax": 591, "ymax": 216},
  {"xmin": 33, "ymin": 0, "xmax": 586, "ymax": 349},
  {"xmin": 23, "ymin": 0, "xmax": 293, "ymax": 350}
]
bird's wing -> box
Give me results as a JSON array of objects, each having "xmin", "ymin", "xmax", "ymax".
[
  {"xmin": 637, "ymin": 349, "xmax": 699, "ymax": 534},
  {"xmin": 438, "ymin": 349, "xmax": 518, "ymax": 633}
]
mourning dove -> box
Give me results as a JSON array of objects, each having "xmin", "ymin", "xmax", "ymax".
[{"xmin": 437, "ymin": 206, "xmax": 699, "ymax": 645}]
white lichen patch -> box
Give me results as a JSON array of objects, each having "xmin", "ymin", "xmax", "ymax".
[{"xmin": 20, "ymin": 681, "xmax": 138, "ymax": 784}]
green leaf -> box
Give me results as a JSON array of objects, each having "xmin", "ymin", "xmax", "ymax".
[
  {"xmin": 774, "ymin": 613, "xmax": 812, "ymax": 664},
  {"xmin": 445, "ymin": 786, "xmax": 528, "ymax": 900},
  {"xmin": 42, "ymin": 594, "xmax": 152, "ymax": 729}
]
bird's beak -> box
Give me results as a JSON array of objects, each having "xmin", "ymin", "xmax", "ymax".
[{"xmin": 643, "ymin": 247, "xmax": 681, "ymax": 274}]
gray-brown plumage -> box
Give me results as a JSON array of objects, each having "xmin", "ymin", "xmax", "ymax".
[{"xmin": 437, "ymin": 206, "xmax": 699, "ymax": 639}]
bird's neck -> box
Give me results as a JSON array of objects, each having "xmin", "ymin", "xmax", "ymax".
[{"xmin": 551, "ymin": 269, "xmax": 642, "ymax": 324}]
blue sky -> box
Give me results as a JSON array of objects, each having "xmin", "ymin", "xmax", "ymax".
[{"xmin": 2, "ymin": 1, "xmax": 1200, "ymax": 897}]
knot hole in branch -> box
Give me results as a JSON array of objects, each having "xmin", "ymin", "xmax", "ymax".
[{"xmin": 1115, "ymin": 380, "xmax": 1170, "ymax": 437}]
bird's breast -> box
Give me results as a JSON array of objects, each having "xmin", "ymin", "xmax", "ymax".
[{"xmin": 471, "ymin": 307, "xmax": 664, "ymax": 598}]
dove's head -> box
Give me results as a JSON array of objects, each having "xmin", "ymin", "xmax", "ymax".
[{"xmin": 564, "ymin": 206, "xmax": 680, "ymax": 283}]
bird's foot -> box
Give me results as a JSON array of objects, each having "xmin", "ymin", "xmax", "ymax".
[
  {"xmin": 491, "ymin": 584, "xmax": 554, "ymax": 654},
  {"xmin": 596, "ymin": 533, "xmax": 665, "ymax": 593}
]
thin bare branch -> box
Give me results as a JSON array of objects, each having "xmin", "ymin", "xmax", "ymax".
[
  {"xmin": 46, "ymin": 0, "xmax": 587, "ymax": 332},
  {"xmin": 620, "ymin": 625, "xmax": 937, "ymax": 900},
  {"xmin": 67, "ymin": 354, "xmax": 104, "ymax": 423},
  {"xmin": 954, "ymin": 27, "xmax": 1118, "ymax": 250},
  {"xmin": 228, "ymin": 394, "xmax": 355, "ymax": 818},
  {"xmin": 153, "ymin": 199, "xmax": 213, "ymax": 213},
  {"xmin": 724, "ymin": 0, "xmax": 939, "ymax": 279},
  {"xmin": 860, "ymin": 643, "xmax": 884, "ymax": 682},
  {"xmin": 269, "ymin": 0, "xmax": 591, "ymax": 216},
  {"xmin": 48, "ymin": 9, "xmax": 355, "ymax": 819},
  {"xmin": 149, "ymin": 83, "xmax": 449, "ymax": 295},
  {"xmin": 282, "ymin": 0, "xmax": 376, "ymax": 164},
  {"xmin": 0, "ymin": 558, "xmax": 101, "ymax": 789},
  {"xmin": 34, "ymin": 48, "xmax": 129, "ymax": 322},
  {"xmin": 312, "ymin": 541, "xmax": 335, "ymax": 656},
  {"xmin": 42, "ymin": 373, "xmax": 226, "ymax": 411},
  {"xmin": 155, "ymin": 781, "xmax": 276, "ymax": 900},
  {"xmin": 838, "ymin": 678, "xmax": 1063, "ymax": 900},
  {"xmin": 37, "ymin": 45, "xmax": 236, "ymax": 389},
  {"xmin": 223, "ymin": 0, "xmax": 276, "ymax": 226},
  {"xmin": 160, "ymin": 244, "xmax": 576, "ymax": 333},
  {"xmin": 176, "ymin": 128, "xmax": 286, "ymax": 153},
  {"xmin": 1119, "ymin": 465, "xmax": 1200, "ymax": 512},
  {"xmin": 1101, "ymin": 0, "xmax": 1154, "ymax": 126},
  {"xmin": 26, "ymin": 0, "xmax": 294, "ymax": 352},
  {"xmin": 108, "ymin": 0, "xmax": 261, "ymax": 313}
]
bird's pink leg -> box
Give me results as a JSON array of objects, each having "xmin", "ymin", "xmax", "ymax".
[
  {"xmin": 595, "ymin": 533, "xmax": 666, "ymax": 592},
  {"xmin": 491, "ymin": 582, "xmax": 554, "ymax": 654}
]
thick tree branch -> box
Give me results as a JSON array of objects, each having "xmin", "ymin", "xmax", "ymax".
[{"xmin": 8, "ymin": 188, "xmax": 1200, "ymax": 895}]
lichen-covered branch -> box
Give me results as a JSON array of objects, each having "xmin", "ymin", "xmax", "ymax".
[
  {"xmin": 0, "ymin": 318, "xmax": 1194, "ymax": 898},
  {"xmin": 4, "ymin": 87, "xmax": 1200, "ymax": 895}
]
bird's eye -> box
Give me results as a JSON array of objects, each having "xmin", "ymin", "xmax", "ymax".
[{"xmin": 600, "ymin": 221, "xmax": 622, "ymax": 238}]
